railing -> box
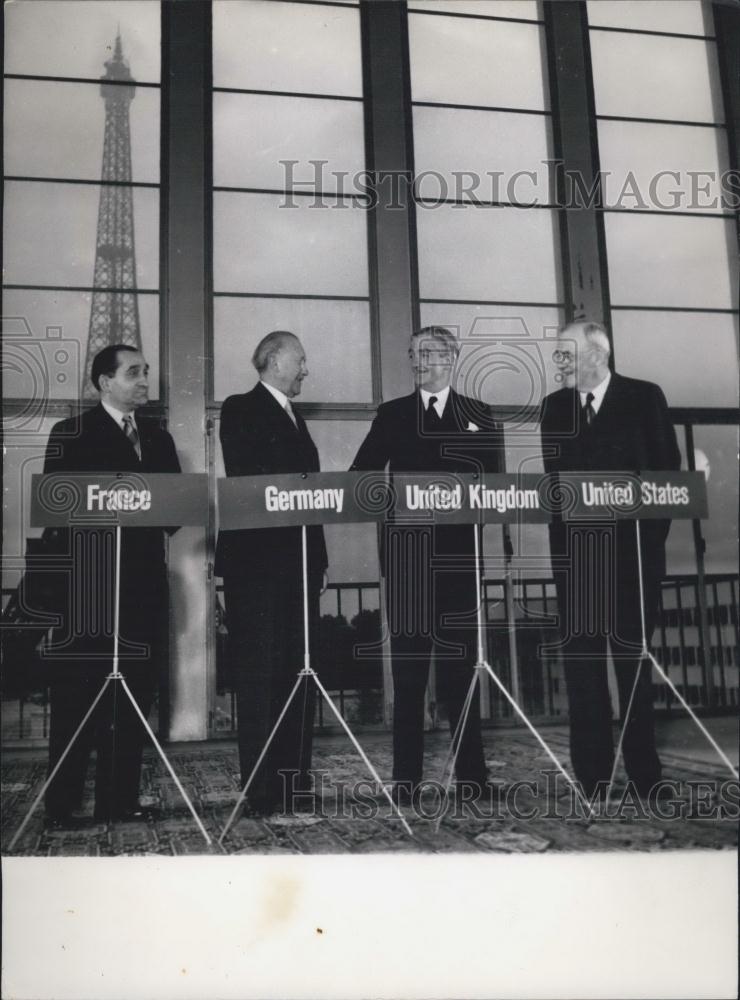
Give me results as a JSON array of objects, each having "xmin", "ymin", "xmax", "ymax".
[{"xmin": 3, "ymin": 574, "xmax": 738, "ymax": 744}]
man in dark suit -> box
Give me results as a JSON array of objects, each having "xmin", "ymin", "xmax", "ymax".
[
  {"xmin": 43, "ymin": 344, "xmax": 181, "ymax": 825},
  {"xmin": 540, "ymin": 320, "xmax": 681, "ymax": 799},
  {"xmin": 351, "ymin": 326, "xmax": 504, "ymax": 804},
  {"xmin": 216, "ymin": 331, "xmax": 328, "ymax": 815}
]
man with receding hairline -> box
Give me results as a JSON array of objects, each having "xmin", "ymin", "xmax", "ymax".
[
  {"xmin": 42, "ymin": 343, "xmax": 181, "ymax": 826},
  {"xmin": 216, "ymin": 330, "xmax": 328, "ymax": 815},
  {"xmin": 540, "ymin": 320, "xmax": 681, "ymax": 801}
]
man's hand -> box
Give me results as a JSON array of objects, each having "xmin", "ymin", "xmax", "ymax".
[{"xmin": 321, "ymin": 570, "xmax": 329, "ymax": 595}]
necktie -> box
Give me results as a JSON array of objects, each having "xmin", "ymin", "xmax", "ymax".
[
  {"xmin": 285, "ymin": 399, "xmax": 298, "ymax": 428},
  {"xmin": 583, "ymin": 392, "xmax": 595, "ymax": 427},
  {"xmin": 424, "ymin": 396, "xmax": 441, "ymax": 430},
  {"xmin": 122, "ymin": 414, "xmax": 141, "ymax": 459}
]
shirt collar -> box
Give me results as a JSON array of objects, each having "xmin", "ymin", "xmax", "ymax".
[
  {"xmin": 101, "ymin": 400, "xmax": 137, "ymax": 428},
  {"xmin": 420, "ymin": 385, "xmax": 450, "ymax": 414},
  {"xmin": 260, "ymin": 379, "xmax": 290, "ymax": 411},
  {"xmin": 580, "ymin": 371, "xmax": 611, "ymax": 414}
]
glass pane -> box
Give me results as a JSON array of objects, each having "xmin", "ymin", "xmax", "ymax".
[
  {"xmin": 612, "ymin": 311, "xmax": 739, "ymax": 408},
  {"xmin": 691, "ymin": 425, "xmax": 739, "ymax": 574},
  {"xmin": 2, "ymin": 290, "xmax": 161, "ymax": 401},
  {"xmin": 4, "ymin": 78, "xmax": 160, "ymax": 184},
  {"xmin": 4, "ymin": 1, "xmax": 161, "ymax": 82},
  {"xmin": 419, "ymin": 304, "xmax": 563, "ymax": 406},
  {"xmin": 2, "ymin": 415, "xmax": 59, "ymax": 588},
  {"xmin": 604, "ymin": 213, "xmax": 737, "ymax": 309},
  {"xmin": 319, "ymin": 437, "xmax": 381, "ymax": 594},
  {"xmin": 3, "ymin": 181, "xmax": 160, "ymax": 289},
  {"xmin": 417, "ymin": 205, "xmax": 562, "ymax": 303},
  {"xmin": 213, "ymin": 192, "xmax": 369, "ymax": 297},
  {"xmin": 212, "ymin": 0, "xmax": 362, "ymax": 96},
  {"xmin": 597, "ymin": 120, "xmax": 731, "ymax": 213},
  {"xmin": 409, "ymin": 14, "xmax": 549, "ymax": 110},
  {"xmin": 589, "ymin": 32, "xmax": 724, "ymax": 123},
  {"xmin": 214, "ymin": 415, "xmax": 379, "ymax": 586},
  {"xmin": 213, "ymin": 297, "xmax": 372, "ymax": 403},
  {"xmin": 502, "ymin": 427, "xmax": 552, "ymax": 576},
  {"xmin": 586, "ymin": 1, "xmax": 711, "ymax": 36},
  {"xmin": 213, "ymin": 92, "xmax": 365, "ymax": 193},
  {"xmin": 413, "ymin": 106, "xmax": 553, "ymax": 203},
  {"xmin": 665, "ymin": 431, "xmax": 694, "ymax": 574},
  {"xmin": 408, "ymin": 1, "xmax": 541, "ymax": 20}
]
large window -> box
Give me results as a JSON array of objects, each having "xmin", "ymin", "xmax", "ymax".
[
  {"xmin": 211, "ymin": 0, "xmax": 372, "ymax": 407},
  {"xmin": 587, "ymin": 0, "xmax": 739, "ymax": 576},
  {"xmin": 409, "ymin": 0, "xmax": 564, "ymax": 409},
  {"xmin": 2, "ymin": 0, "xmax": 162, "ymax": 606},
  {"xmin": 3, "ymin": 0, "xmax": 162, "ymax": 401},
  {"xmin": 210, "ymin": 0, "xmax": 379, "ymax": 733}
]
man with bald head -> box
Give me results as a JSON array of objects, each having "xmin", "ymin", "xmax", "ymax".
[
  {"xmin": 540, "ymin": 320, "xmax": 680, "ymax": 801},
  {"xmin": 216, "ymin": 331, "xmax": 328, "ymax": 814}
]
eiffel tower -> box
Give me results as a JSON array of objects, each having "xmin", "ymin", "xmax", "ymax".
[{"xmin": 83, "ymin": 32, "xmax": 142, "ymax": 398}]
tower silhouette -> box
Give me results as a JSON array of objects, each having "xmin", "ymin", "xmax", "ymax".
[{"xmin": 83, "ymin": 32, "xmax": 142, "ymax": 398}]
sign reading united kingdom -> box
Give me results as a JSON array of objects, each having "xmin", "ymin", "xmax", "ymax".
[
  {"xmin": 218, "ymin": 470, "xmax": 708, "ymax": 529},
  {"xmin": 30, "ymin": 473, "xmax": 209, "ymax": 527}
]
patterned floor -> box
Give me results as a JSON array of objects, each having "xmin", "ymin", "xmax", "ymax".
[{"xmin": 2, "ymin": 719, "xmax": 737, "ymax": 856}]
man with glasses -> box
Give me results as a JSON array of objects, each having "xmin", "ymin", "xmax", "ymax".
[
  {"xmin": 540, "ymin": 320, "xmax": 681, "ymax": 802},
  {"xmin": 351, "ymin": 326, "xmax": 504, "ymax": 808}
]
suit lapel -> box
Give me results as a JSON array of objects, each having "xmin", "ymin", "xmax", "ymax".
[
  {"xmin": 256, "ymin": 381, "xmax": 300, "ymax": 435},
  {"xmin": 591, "ymin": 373, "xmax": 623, "ymax": 429},
  {"xmin": 91, "ymin": 404, "xmax": 143, "ymax": 467}
]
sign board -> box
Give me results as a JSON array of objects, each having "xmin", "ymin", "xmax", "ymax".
[
  {"xmin": 30, "ymin": 473, "xmax": 209, "ymax": 527},
  {"xmin": 218, "ymin": 470, "xmax": 708, "ymax": 529}
]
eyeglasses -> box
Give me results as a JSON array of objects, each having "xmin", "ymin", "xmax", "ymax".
[
  {"xmin": 409, "ymin": 348, "xmax": 452, "ymax": 361},
  {"xmin": 552, "ymin": 349, "xmax": 574, "ymax": 364}
]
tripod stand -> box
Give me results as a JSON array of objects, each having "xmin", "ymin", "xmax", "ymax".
[
  {"xmin": 605, "ymin": 520, "xmax": 738, "ymax": 799},
  {"xmin": 8, "ymin": 524, "xmax": 212, "ymax": 850},
  {"xmin": 218, "ymin": 526, "xmax": 413, "ymax": 845},
  {"xmin": 435, "ymin": 521, "xmax": 595, "ymax": 830}
]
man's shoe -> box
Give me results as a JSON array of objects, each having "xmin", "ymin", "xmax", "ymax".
[
  {"xmin": 116, "ymin": 805, "xmax": 158, "ymax": 823},
  {"xmin": 45, "ymin": 810, "xmax": 87, "ymax": 831},
  {"xmin": 94, "ymin": 804, "xmax": 158, "ymax": 823},
  {"xmin": 245, "ymin": 796, "xmax": 280, "ymax": 817},
  {"xmin": 290, "ymin": 791, "xmax": 324, "ymax": 814}
]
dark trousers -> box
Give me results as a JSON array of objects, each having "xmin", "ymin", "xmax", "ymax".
[
  {"xmin": 45, "ymin": 661, "xmax": 156, "ymax": 820},
  {"xmin": 224, "ymin": 567, "xmax": 318, "ymax": 807},
  {"xmin": 386, "ymin": 527, "xmax": 487, "ymax": 787},
  {"xmin": 555, "ymin": 528, "xmax": 662, "ymax": 797}
]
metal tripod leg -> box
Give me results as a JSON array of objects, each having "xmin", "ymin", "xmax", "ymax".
[
  {"xmin": 609, "ymin": 520, "xmax": 739, "ymax": 790},
  {"xmin": 310, "ymin": 669, "xmax": 414, "ymax": 838},
  {"xmin": 437, "ymin": 667, "xmax": 481, "ymax": 795},
  {"xmin": 481, "ymin": 660, "xmax": 595, "ymax": 817},
  {"xmin": 219, "ymin": 671, "xmax": 307, "ymax": 845},
  {"xmin": 118, "ymin": 675, "xmax": 212, "ymax": 844},
  {"xmin": 646, "ymin": 653, "xmax": 738, "ymax": 779},
  {"xmin": 445, "ymin": 522, "xmax": 593, "ymax": 819},
  {"xmin": 7, "ymin": 675, "xmax": 113, "ymax": 852}
]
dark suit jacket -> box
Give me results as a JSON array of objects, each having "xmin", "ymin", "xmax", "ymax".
[
  {"xmin": 216, "ymin": 381, "xmax": 328, "ymax": 583},
  {"xmin": 351, "ymin": 390, "xmax": 505, "ymax": 563},
  {"xmin": 539, "ymin": 372, "xmax": 681, "ymax": 578},
  {"xmin": 42, "ymin": 403, "xmax": 181, "ymax": 655}
]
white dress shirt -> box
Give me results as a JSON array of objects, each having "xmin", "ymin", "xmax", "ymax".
[
  {"xmin": 580, "ymin": 371, "xmax": 611, "ymax": 415},
  {"xmin": 102, "ymin": 399, "xmax": 138, "ymax": 433},
  {"xmin": 420, "ymin": 385, "xmax": 450, "ymax": 418}
]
